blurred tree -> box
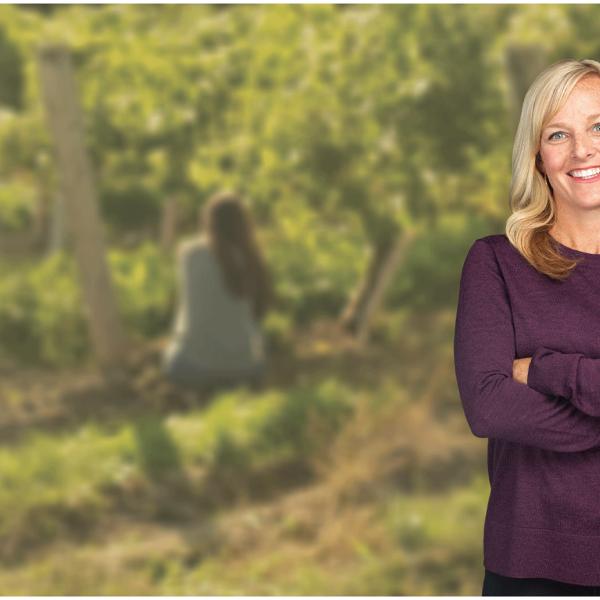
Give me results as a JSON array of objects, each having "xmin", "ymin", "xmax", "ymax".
[
  {"xmin": 4, "ymin": 4, "xmax": 598, "ymax": 364},
  {"xmin": 217, "ymin": 5, "xmax": 513, "ymax": 340},
  {"xmin": 38, "ymin": 45, "xmax": 127, "ymax": 370},
  {"xmin": 505, "ymin": 44, "xmax": 548, "ymax": 130}
]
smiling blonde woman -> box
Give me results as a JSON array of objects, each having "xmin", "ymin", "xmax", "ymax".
[{"xmin": 454, "ymin": 58, "xmax": 600, "ymax": 595}]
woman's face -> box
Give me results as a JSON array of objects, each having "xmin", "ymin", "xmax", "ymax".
[{"xmin": 539, "ymin": 75, "xmax": 600, "ymax": 211}]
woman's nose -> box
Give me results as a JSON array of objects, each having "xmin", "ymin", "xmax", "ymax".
[{"xmin": 572, "ymin": 135, "xmax": 596, "ymax": 160}]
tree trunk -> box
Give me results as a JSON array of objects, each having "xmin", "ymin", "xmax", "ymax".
[
  {"xmin": 340, "ymin": 228, "xmax": 417, "ymax": 344},
  {"xmin": 47, "ymin": 192, "xmax": 66, "ymax": 255},
  {"xmin": 38, "ymin": 45, "xmax": 127, "ymax": 370},
  {"xmin": 505, "ymin": 44, "xmax": 548, "ymax": 130},
  {"xmin": 160, "ymin": 195, "xmax": 179, "ymax": 252},
  {"xmin": 32, "ymin": 184, "xmax": 50, "ymax": 252}
]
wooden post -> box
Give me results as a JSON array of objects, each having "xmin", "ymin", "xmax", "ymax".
[{"xmin": 38, "ymin": 45, "xmax": 127, "ymax": 369}]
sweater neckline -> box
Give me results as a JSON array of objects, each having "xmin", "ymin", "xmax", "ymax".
[{"xmin": 548, "ymin": 233, "xmax": 600, "ymax": 261}]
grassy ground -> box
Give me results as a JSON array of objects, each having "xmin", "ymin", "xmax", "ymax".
[{"xmin": 0, "ymin": 309, "xmax": 489, "ymax": 595}]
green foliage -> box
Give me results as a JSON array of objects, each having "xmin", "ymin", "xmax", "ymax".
[
  {"xmin": 0, "ymin": 25, "xmax": 24, "ymax": 110},
  {"xmin": 0, "ymin": 378, "xmax": 358, "ymax": 561},
  {"xmin": 133, "ymin": 416, "xmax": 182, "ymax": 480},
  {"xmin": 261, "ymin": 310, "xmax": 295, "ymax": 352},
  {"xmin": 0, "ymin": 4, "xmax": 519, "ymax": 244},
  {"xmin": 0, "ymin": 244, "xmax": 174, "ymax": 366},
  {"xmin": 0, "ymin": 424, "xmax": 133, "ymax": 554},
  {"xmin": 0, "ymin": 253, "xmax": 88, "ymax": 366},
  {"xmin": 387, "ymin": 212, "xmax": 495, "ymax": 311},
  {"xmin": 256, "ymin": 378, "xmax": 355, "ymax": 459},
  {"xmin": 109, "ymin": 243, "xmax": 175, "ymax": 338},
  {"xmin": 265, "ymin": 202, "xmax": 367, "ymax": 322},
  {"xmin": 4, "ymin": 4, "xmax": 600, "ymax": 366},
  {"xmin": 408, "ymin": 6, "xmax": 511, "ymax": 172},
  {"xmin": 0, "ymin": 180, "xmax": 36, "ymax": 232},
  {"xmin": 211, "ymin": 429, "xmax": 252, "ymax": 473},
  {"xmin": 173, "ymin": 379, "xmax": 356, "ymax": 475},
  {"xmin": 100, "ymin": 182, "xmax": 162, "ymax": 233},
  {"xmin": 4, "ymin": 5, "xmax": 600, "ymax": 361}
]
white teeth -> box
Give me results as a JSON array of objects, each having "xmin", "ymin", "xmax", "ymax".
[{"xmin": 569, "ymin": 167, "xmax": 600, "ymax": 178}]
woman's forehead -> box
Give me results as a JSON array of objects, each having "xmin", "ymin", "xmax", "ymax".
[{"xmin": 542, "ymin": 77, "xmax": 600, "ymax": 128}]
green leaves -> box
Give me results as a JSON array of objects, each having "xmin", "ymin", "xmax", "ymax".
[
  {"xmin": 4, "ymin": 5, "xmax": 600, "ymax": 365},
  {"xmin": 0, "ymin": 25, "xmax": 24, "ymax": 110}
]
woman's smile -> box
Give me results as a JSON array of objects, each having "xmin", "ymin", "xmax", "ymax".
[{"xmin": 567, "ymin": 166, "xmax": 600, "ymax": 182}]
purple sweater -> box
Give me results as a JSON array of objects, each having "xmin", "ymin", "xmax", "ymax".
[{"xmin": 454, "ymin": 233, "xmax": 600, "ymax": 586}]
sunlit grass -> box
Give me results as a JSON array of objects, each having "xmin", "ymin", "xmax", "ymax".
[
  {"xmin": 154, "ymin": 475, "xmax": 489, "ymax": 595},
  {"xmin": 0, "ymin": 377, "xmax": 356, "ymax": 559},
  {"xmin": 0, "ymin": 336, "xmax": 488, "ymax": 595}
]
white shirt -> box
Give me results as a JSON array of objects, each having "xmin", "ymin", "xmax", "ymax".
[{"xmin": 168, "ymin": 236, "xmax": 265, "ymax": 372}]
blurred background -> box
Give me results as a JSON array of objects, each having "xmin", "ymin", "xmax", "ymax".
[{"xmin": 0, "ymin": 3, "xmax": 598, "ymax": 595}]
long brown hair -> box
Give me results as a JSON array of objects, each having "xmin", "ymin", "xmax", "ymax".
[{"xmin": 202, "ymin": 191, "xmax": 274, "ymax": 321}]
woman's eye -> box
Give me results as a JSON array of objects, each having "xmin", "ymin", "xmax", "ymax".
[
  {"xmin": 548, "ymin": 131, "xmax": 566, "ymax": 141},
  {"xmin": 593, "ymin": 123, "xmax": 600, "ymax": 132}
]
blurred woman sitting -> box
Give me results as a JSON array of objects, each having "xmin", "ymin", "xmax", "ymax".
[{"xmin": 163, "ymin": 191, "xmax": 274, "ymax": 392}]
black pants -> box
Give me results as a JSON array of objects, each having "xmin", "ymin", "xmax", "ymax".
[{"xmin": 482, "ymin": 569, "xmax": 600, "ymax": 596}]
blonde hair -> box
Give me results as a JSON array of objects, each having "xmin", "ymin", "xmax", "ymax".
[{"xmin": 506, "ymin": 58, "xmax": 600, "ymax": 279}]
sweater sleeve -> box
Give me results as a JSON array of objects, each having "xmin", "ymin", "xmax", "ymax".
[
  {"xmin": 528, "ymin": 347, "xmax": 600, "ymax": 417},
  {"xmin": 453, "ymin": 238, "xmax": 600, "ymax": 452}
]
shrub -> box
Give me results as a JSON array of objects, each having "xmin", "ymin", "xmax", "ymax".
[{"xmin": 0, "ymin": 243, "xmax": 175, "ymax": 366}]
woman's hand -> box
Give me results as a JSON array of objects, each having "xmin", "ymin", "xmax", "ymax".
[{"xmin": 512, "ymin": 357, "xmax": 532, "ymax": 385}]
